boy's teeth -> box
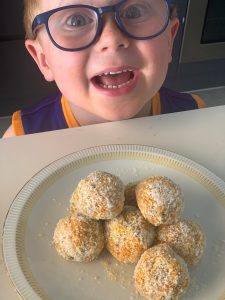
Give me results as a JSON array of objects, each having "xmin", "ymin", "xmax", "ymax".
[
  {"xmin": 94, "ymin": 69, "xmax": 134, "ymax": 88},
  {"xmin": 100, "ymin": 80, "xmax": 132, "ymax": 89},
  {"xmin": 100, "ymin": 69, "xmax": 133, "ymax": 76}
]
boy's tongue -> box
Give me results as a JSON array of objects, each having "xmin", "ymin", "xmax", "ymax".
[{"xmin": 96, "ymin": 71, "xmax": 131, "ymax": 86}]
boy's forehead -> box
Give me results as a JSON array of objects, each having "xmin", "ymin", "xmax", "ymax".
[{"xmin": 39, "ymin": 0, "xmax": 120, "ymax": 11}]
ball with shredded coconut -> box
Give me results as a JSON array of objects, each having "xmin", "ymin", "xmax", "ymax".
[
  {"xmin": 105, "ymin": 205, "xmax": 156, "ymax": 263},
  {"xmin": 70, "ymin": 171, "xmax": 125, "ymax": 220},
  {"xmin": 53, "ymin": 214, "xmax": 104, "ymax": 262},
  {"xmin": 157, "ymin": 219, "xmax": 206, "ymax": 265},
  {"xmin": 134, "ymin": 243, "xmax": 190, "ymax": 300},
  {"xmin": 135, "ymin": 176, "xmax": 183, "ymax": 226}
]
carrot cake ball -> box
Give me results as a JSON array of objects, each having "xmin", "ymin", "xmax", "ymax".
[
  {"xmin": 105, "ymin": 206, "xmax": 156, "ymax": 263},
  {"xmin": 124, "ymin": 181, "xmax": 139, "ymax": 207},
  {"xmin": 135, "ymin": 176, "xmax": 183, "ymax": 226},
  {"xmin": 157, "ymin": 219, "xmax": 206, "ymax": 266},
  {"xmin": 134, "ymin": 243, "xmax": 190, "ymax": 300},
  {"xmin": 70, "ymin": 171, "xmax": 125, "ymax": 220},
  {"xmin": 53, "ymin": 214, "xmax": 104, "ymax": 262}
]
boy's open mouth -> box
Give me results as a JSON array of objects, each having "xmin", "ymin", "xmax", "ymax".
[{"xmin": 91, "ymin": 69, "xmax": 135, "ymax": 89}]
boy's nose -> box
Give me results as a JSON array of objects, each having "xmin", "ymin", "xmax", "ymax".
[{"xmin": 94, "ymin": 15, "xmax": 130, "ymax": 52}]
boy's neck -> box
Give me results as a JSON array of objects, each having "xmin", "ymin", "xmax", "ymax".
[{"xmin": 68, "ymin": 100, "xmax": 151, "ymax": 126}]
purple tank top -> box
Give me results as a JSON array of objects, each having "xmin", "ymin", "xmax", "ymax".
[{"xmin": 20, "ymin": 88, "xmax": 199, "ymax": 134}]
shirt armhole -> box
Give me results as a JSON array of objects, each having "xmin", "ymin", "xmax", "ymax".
[
  {"xmin": 191, "ymin": 94, "xmax": 206, "ymax": 109},
  {"xmin": 150, "ymin": 92, "xmax": 161, "ymax": 115},
  {"xmin": 61, "ymin": 96, "xmax": 79, "ymax": 128},
  {"xmin": 12, "ymin": 111, "xmax": 25, "ymax": 136}
]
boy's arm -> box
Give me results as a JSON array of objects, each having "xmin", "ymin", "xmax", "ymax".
[{"xmin": 2, "ymin": 125, "xmax": 16, "ymax": 138}]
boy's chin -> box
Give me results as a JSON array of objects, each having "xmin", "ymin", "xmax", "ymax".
[
  {"xmin": 103, "ymin": 111, "xmax": 139, "ymax": 122},
  {"xmin": 102, "ymin": 104, "xmax": 150, "ymax": 122}
]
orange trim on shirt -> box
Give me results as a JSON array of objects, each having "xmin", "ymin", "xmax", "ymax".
[
  {"xmin": 150, "ymin": 92, "xmax": 161, "ymax": 115},
  {"xmin": 12, "ymin": 111, "xmax": 25, "ymax": 136},
  {"xmin": 61, "ymin": 96, "xmax": 79, "ymax": 128},
  {"xmin": 191, "ymin": 94, "xmax": 206, "ymax": 109}
]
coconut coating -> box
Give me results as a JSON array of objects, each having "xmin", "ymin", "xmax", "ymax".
[
  {"xmin": 70, "ymin": 171, "xmax": 125, "ymax": 220},
  {"xmin": 134, "ymin": 243, "xmax": 190, "ymax": 300},
  {"xmin": 135, "ymin": 176, "xmax": 183, "ymax": 226},
  {"xmin": 157, "ymin": 219, "xmax": 206, "ymax": 266},
  {"xmin": 105, "ymin": 206, "xmax": 156, "ymax": 263},
  {"xmin": 53, "ymin": 214, "xmax": 104, "ymax": 262}
]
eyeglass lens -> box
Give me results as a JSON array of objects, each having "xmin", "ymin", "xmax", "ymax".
[{"xmin": 48, "ymin": 0, "xmax": 168, "ymax": 50}]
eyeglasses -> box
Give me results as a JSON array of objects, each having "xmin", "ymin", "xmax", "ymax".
[{"xmin": 32, "ymin": 0, "xmax": 171, "ymax": 51}]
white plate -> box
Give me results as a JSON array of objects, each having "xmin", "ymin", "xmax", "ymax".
[{"xmin": 3, "ymin": 145, "xmax": 225, "ymax": 300}]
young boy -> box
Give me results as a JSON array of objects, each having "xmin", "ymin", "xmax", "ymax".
[{"xmin": 3, "ymin": 0, "xmax": 205, "ymax": 138}]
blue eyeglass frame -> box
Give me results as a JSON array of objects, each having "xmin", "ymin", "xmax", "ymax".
[{"xmin": 32, "ymin": 0, "xmax": 171, "ymax": 51}]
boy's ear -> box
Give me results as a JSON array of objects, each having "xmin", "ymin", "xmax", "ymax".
[
  {"xmin": 25, "ymin": 39, "xmax": 54, "ymax": 82},
  {"xmin": 168, "ymin": 18, "xmax": 180, "ymax": 62}
]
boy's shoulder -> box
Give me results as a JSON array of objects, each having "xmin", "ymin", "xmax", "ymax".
[
  {"xmin": 22, "ymin": 92, "xmax": 62, "ymax": 115},
  {"xmin": 13, "ymin": 92, "xmax": 68, "ymax": 135},
  {"xmin": 158, "ymin": 87, "xmax": 205, "ymax": 114}
]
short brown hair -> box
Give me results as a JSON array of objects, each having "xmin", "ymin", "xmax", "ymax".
[
  {"xmin": 170, "ymin": 4, "xmax": 178, "ymax": 19},
  {"xmin": 23, "ymin": 0, "xmax": 178, "ymax": 40},
  {"xmin": 23, "ymin": 0, "xmax": 39, "ymax": 39}
]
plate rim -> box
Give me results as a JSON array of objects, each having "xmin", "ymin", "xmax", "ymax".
[{"xmin": 2, "ymin": 144, "xmax": 225, "ymax": 300}]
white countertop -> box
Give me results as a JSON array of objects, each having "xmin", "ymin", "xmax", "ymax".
[{"xmin": 1, "ymin": 105, "xmax": 225, "ymax": 299}]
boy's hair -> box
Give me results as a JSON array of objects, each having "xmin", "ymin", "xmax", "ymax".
[
  {"xmin": 23, "ymin": 0, "xmax": 39, "ymax": 39},
  {"xmin": 170, "ymin": 4, "xmax": 177, "ymax": 19},
  {"xmin": 23, "ymin": 0, "xmax": 178, "ymax": 40}
]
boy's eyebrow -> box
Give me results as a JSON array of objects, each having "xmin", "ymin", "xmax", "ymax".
[
  {"xmin": 57, "ymin": 0, "xmax": 118, "ymax": 7},
  {"xmin": 57, "ymin": 0, "xmax": 81, "ymax": 5},
  {"xmin": 57, "ymin": 0, "xmax": 94, "ymax": 5}
]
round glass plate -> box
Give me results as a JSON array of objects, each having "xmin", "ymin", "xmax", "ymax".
[{"xmin": 3, "ymin": 145, "xmax": 225, "ymax": 300}]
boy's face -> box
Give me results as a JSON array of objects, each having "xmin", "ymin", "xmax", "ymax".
[{"xmin": 26, "ymin": 0, "xmax": 179, "ymax": 124}]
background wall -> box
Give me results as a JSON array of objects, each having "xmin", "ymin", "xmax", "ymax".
[
  {"xmin": 0, "ymin": 1, "xmax": 58, "ymax": 117},
  {"xmin": 164, "ymin": 0, "xmax": 225, "ymax": 91}
]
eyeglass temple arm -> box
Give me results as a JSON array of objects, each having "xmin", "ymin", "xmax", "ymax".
[{"xmin": 32, "ymin": 12, "xmax": 51, "ymax": 36}]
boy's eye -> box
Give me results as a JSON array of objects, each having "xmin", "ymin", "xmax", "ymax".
[
  {"xmin": 123, "ymin": 5, "xmax": 144, "ymax": 19},
  {"xmin": 66, "ymin": 14, "xmax": 93, "ymax": 27},
  {"xmin": 120, "ymin": 1, "xmax": 153, "ymax": 22}
]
